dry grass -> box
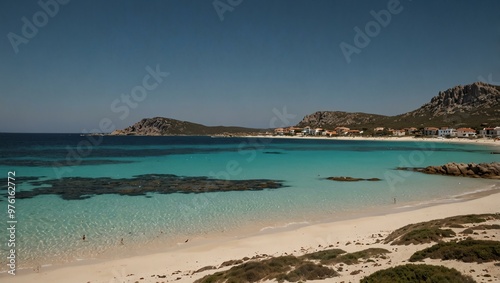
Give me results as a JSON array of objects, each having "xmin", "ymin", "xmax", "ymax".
[
  {"xmin": 385, "ymin": 214, "xmax": 500, "ymax": 245},
  {"xmin": 360, "ymin": 264, "xmax": 475, "ymax": 283},
  {"xmin": 410, "ymin": 239, "xmax": 500, "ymax": 263}
]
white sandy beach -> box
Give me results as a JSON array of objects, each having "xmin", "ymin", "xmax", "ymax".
[
  {"xmin": 4, "ymin": 189, "xmax": 500, "ymax": 283},
  {"xmin": 245, "ymin": 135, "xmax": 500, "ymax": 148}
]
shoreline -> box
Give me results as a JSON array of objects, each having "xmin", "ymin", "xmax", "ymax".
[
  {"xmin": 103, "ymin": 132, "xmax": 500, "ymax": 148},
  {"xmin": 241, "ymin": 134, "xmax": 500, "ymax": 148},
  {"xmin": 2, "ymin": 136, "xmax": 498, "ymax": 282},
  {"xmin": 5, "ymin": 187, "xmax": 500, "ymax": 283},
  {"xmin": 5, "ymin": 181, "xmax": 498, "ymax": 275}
]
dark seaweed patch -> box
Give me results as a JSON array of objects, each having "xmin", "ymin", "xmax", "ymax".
[
  {"xmin": 17, "ymin": 174, "xmax": 286, "ymax": 200},
  {"xmin": 0, "ymin": 159, "xmax": 134, "ymax": 167},
  {"xmin": 264, "ymin": 151, "xmax": 283, "ymax": 154},
  {"xmin": 0, "ymin": 176, "xmax": 45, "ymax": 192}
]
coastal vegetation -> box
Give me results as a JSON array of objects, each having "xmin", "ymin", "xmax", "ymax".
[
  {"xmin": 111, "ymin": 117, "xmax": 263, "ymax": 136},
  {"xmin": 193, "ymin": 255, "xmax": 338, "ymax": 283},
  {"xmin": 360, "ymin": 264, "xmax": 475, "ymax": 283},
  {"xmin": 302, "ymin": 248, "xmax": 390, "ymax": 265},
  {"xmin": 390, "ymin": 227, "xmax": 456, "ymax": 245},
  {"xmin": 409, "ymin": 239, "xmax": 500, "ymax": 263},
  {"xmin": 194, "ymin": 248, "xmax": 389, "ymax": 283},
  {"xmin": 192, "ymin": 213, "xmax": 500, "ymax": 282},
  {"xmin": 385, "ymin": 214, "xmax": 500, "ymax": 245},
  {"xmin": 461, "ymin": 224, "xmax": 500, "ymax": 234},
  {"xmin": 300, "ymin": 248, "xmax": 346, "ymax": 263}
]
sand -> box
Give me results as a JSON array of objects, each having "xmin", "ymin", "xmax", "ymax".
[
  {"xmin": 3, "ymin": 136, "xmax": 498, "ymax": 282},
  {"xmin": 4, "ymin": 190, "xmax": 499, "ymax": 283},
  {"xmin": 244, "ymin": 135, "xmax": 500, "ymax": 148}
]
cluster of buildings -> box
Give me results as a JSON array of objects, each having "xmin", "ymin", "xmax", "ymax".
[
  {"xmin": 273, "ymin": 126, "xmax": 500, "ymax": 138},
  {"xmin": 274, "ymin": 126, "xmax": 361, "ymax": 137},
  {"xmin": 373, "ymin": 127, "xmax": 418, "ymax": 136},
  {"xmin": 422, "ymin": 127, "xmax": 500, "ymax": 138}
]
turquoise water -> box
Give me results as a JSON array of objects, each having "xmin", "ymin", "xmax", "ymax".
[{"xmin": 0, "ymin": 134, "xmax": 498, "ymax": 270}]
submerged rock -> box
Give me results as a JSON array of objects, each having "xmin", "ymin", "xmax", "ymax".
[
  {"xmin": 326, "ymin": 177, "xmax": 382, "ymax": 182},
  {"xmin": 17, "ymin": 174, "xmax": 286, "ymax": 200},
  {"xmin": 0, "ymin": 159, "xmax": 134, "ymax": 167},
  {"xmin": 397, "ymin": 162, "xmax": 500, "ymax": 179}
]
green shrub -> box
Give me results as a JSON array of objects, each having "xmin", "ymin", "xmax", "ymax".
[
  {"xmin": 336, "ymin": 248, "xmax": 390, "ymax": 265},
  {"xmin": 195, "ymin": 248, "xmax": 389, "ymax": 282},
  {"xmin": 195, "ymin": 255, "xmax": 338, "ymax": 283},
  {"xmin": 385, "ymin": 214, "xmax": 499, "ymax": 245},
  {"xmin": 195, "ymin": 256, "xmax": 300, "ymax": 283},
  {"xmin": 393, "ymin": 228, "xmax": 456, "ymax": 245},
  {"xmin": 410, "ymin": 239, "xmax": 500, "ymax": 263},
  {"xmin": 461, "ymin": 224, "xmax": 500, "ymax": 234},
  {"xmin": 360, "ymin": 264, "xmax": 475, "ymax": 283},
  {"xmin": 303, "ymin": 248, "xmax": 389, "ymax": 265},
  {"xmin": 300, "ymin": 248, "xmax": 346, "ymax": 263},
  {"xmin": 278, "ymin": 262, "xmax": 338, "ymax": 282}
]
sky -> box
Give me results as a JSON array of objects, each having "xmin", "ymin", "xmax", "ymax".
[{"xmin": 1, "ymin": 0, "xmax": 499, "ymax": 133}]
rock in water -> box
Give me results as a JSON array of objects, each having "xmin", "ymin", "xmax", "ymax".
[
  {"xmin": 326, "ymin": 176, "xmax": 382, "ymax": 182},
  {"xmin": 397, "ymin": 162, "xmax": 500, "ymax": 179}
]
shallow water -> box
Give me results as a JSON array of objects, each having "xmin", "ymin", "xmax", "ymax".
[{"xmin": 0, "ymin": 134, "xmax": 498, "ymax": 270}]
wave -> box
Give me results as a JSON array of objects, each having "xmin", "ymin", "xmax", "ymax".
[
  {"xmin": 394, "ymin": 183, "xmax": 500, "ymax": 210},
  {"xmin": 259, "ymin": 221, "xmax": 310, "ymax": 232}
]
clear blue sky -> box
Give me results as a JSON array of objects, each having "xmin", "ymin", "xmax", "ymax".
[{"xmin": 1, "ymin": 0, "xmax": 499, "ymax": 133}]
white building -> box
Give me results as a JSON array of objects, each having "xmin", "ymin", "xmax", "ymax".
[
  {"xmin": 479, "ymin": 127, "xmax": 500, "ymax": 138},
  {"xmin": 392, "ymin": 129, "xmax": 406, "ymax": 136},
  {"xmin": 437, "ymin": 128, "xmax": 457, "ymax": 137},
  {"xmin": 288, "ymin": 127, "xmax": 302, "ymax": 135},
  {"xmin": 457, "ymin": 128, "xmax": 477, "ymax": 138},
  {"xmin": 404, "ymin": 127, "xmax": 419, "ymax": 135},
  {"xmin": 314, "ymin": 128, "xmax": 324, "ymax": 135},
  {"xmin": 323, "ymin": 130, "xmax": 337, "ymax": 137},
  {"xmin": 302, "ymin": 126, "xmax": 313, "ymax": 135},
  {"xmin": 274, "ymin": 128, "xmax": 284, "ymax": 135},
  {"xmin": 335, "ymin": 127, "xmax": 350, "ymax": 135},
  {"xmin": 423, "ymin": 127, "xmax": 439, "ymax": 136}
]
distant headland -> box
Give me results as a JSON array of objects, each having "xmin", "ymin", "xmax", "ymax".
[{"xmin": 111, "ymin": 82, "xmax": 500, "ymax": 138}]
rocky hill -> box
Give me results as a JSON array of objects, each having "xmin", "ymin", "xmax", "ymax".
[
  {"xmin": 111, "ymin": 117, "xmax": 262, "ymax": 136},
  {"xmin": 297, "ymin": 82, "xmax": 500, "ymax": 129},
  {"xmin": 391, "ymin": 82, "xmax": 500, "ymax": 127},
  {"xmin": 406, "ymin": 82, "xmax": 499, "ymax": 117},
  {"xmin": 113, "ymin": 82, "xmax": 499, "ymax": 136},
  {"xmin": 296, "ymin": 111, "xmax": 387, "ymax": 128}
]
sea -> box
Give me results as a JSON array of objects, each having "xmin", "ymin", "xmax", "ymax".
[{"xmin": 0, "ymin": 133, "xmax": 498, "ymax": 272}]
